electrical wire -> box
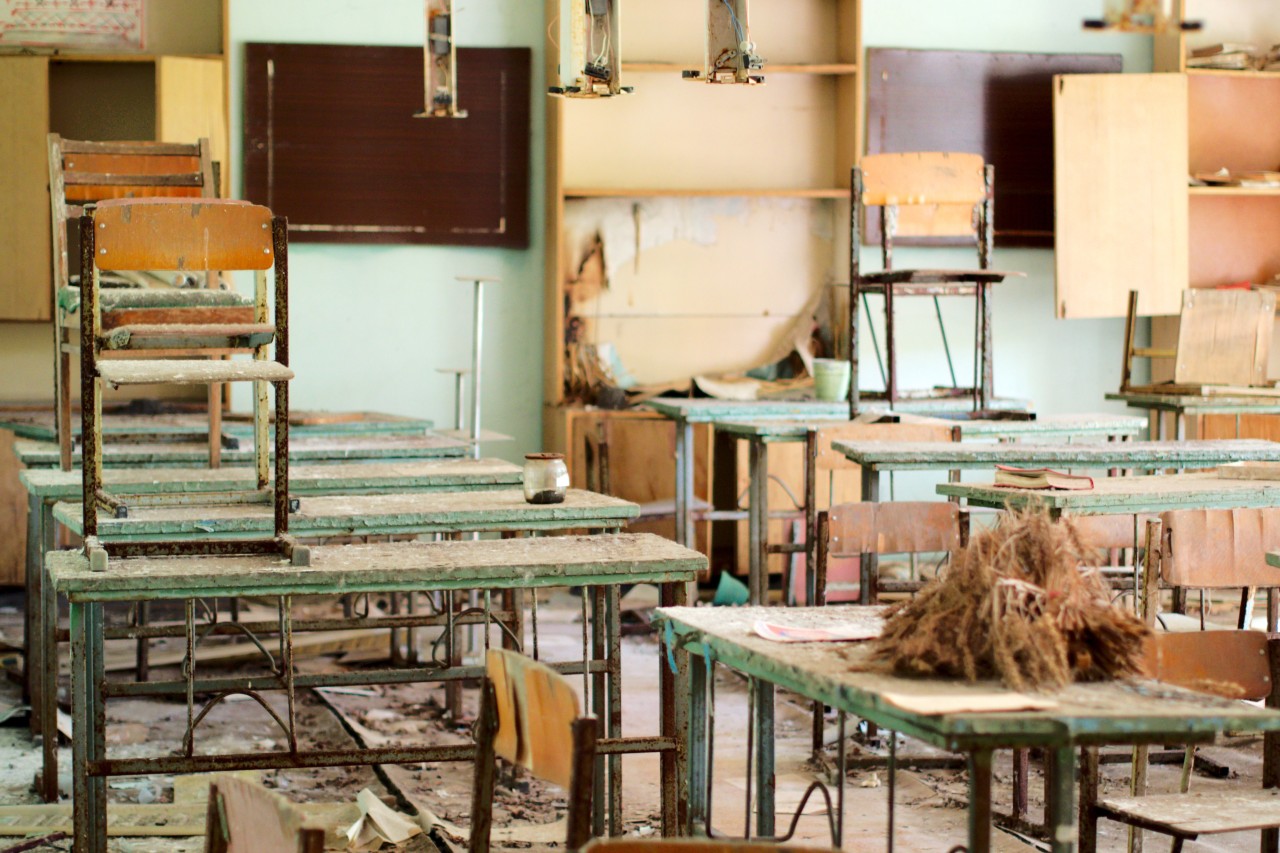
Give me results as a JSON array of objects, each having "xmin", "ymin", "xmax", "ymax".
[
  {"xmin": 594, "ymin": 8, "xmax": 610, "ymax": 65},
  {"xmin": 721, "ymin": 0, "xmax": 746, "ymax": 45}
]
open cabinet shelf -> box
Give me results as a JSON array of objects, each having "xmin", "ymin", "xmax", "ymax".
[
  {"xmin": 543, "ymin": 0, "xmax": 863, "ymax": 574},
  {"xmin": 0, "ymin": 0, "xmax": 228, "ymax": 323}
]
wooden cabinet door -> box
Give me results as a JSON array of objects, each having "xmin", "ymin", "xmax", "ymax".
[
  {"xmin": 1054, "ymin": 73, "xmax": 1188, "ymax": 319},
  {"xmin": 156, "ymin": 57, "xmax": 227, "ymax": 196},
  {"xmin": 0, "ymin": 57, "xmax": 52, "ymax": 322}
]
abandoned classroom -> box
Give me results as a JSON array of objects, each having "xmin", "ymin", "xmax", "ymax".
[{"xmin": 2, "ymin": 1, "xmax": 1280, "ymax": 851}]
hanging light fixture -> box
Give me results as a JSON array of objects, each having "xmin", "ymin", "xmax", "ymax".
[
  {"xmin": 548, "ymin": 0, "xmax": 632, "ymax": 98},
  {"xmin": 1083, "ymin": 0, "xmax": 1201, "ymax": 33},
  {"xmin": 420, "ymin": 0, "xmax": 467, "ymax": 118},
  {"xmin": 683, "ymin": 0, "xmax": 765, "ymax": 85}
]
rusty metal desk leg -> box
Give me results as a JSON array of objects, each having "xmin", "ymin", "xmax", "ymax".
[
  {"xmin": 748, "ymin": 439, "xmax": 770, "ymax": 606},
  {"xmin": 1012, "ymin": 749, "xmax": 1030, "ymax": 825},
  {"xmin": 687, "ymin": 649, "xmax": 710, "ymax": 837},
  {"xmin": 1047, "ymin": 745, "xmax": 1078, "ymax": 853},
  {"xmin": 606, "ymin": 583, "xmax": 623, "ymax": 835},
  {"xmin": 71, "ymin": 598, "xmax": 107, "ymax": 853},
  {"xmin": 674, "ymin": 418, "xmax": 694, "ymax": 550},
  {"xmin": 39, "ymin": 556, "xmax": 60, "ymax": 802},
  {"xmin": 591, "ymin": 587, "xmax": 607, "ymax": 837},
  {"xmin": 859, "ymin": 462, "xmax": 880, "ymax": 605},
  {"xmin": 752, "ymin": 675, "xmax": 776, "ymax": 837},
  {"xmin": 659, "ymin": 579, "xmax": 689, "ymax": 836},
  {"xmin": 967, "ymin": 748, "xmax": 994, "ymax": 853},
  {"xmin": 24, "ymin": 494, "xmax": 41, "ymax": 708}
]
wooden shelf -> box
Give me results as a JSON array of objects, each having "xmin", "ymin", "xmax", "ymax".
[
  {"xmin": 48, "ymin": 53, "xmax": 224, "ymax": 63},
  {"xmin": 1189, "ymin": 185, "xmax": 1280, "ymax": 196},
  {"xmin": 622, "ymin": 61, "xmax": 858, "ymax": 75},
  {"xmin": 1187, "ymin": 68, "xmax": 1280, "ymax": 78},
  {"xmin": 563, "ymin": 187, "xmax": 850, "ymax": 199}
]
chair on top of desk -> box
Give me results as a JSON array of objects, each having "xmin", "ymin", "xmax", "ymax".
[
  {"xmin": 848, "ymin": 152, "xmax": 1022, "ymax": 416},
  {"xmin": 48, "ymin": 134, "xmax": 252, "ymax": 470},
  {"xmin": 78, "ymin": 197, "xmax": 302, "ymax": 569}
]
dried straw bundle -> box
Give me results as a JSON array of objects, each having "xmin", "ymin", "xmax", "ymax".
[{"xmin": 872, "ymin": 509, "xmax": 1149, "ymax": 691}]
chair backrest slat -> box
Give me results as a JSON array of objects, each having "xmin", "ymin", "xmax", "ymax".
[
  {"xmin": 1159, "ymin": 508, "xmax": 1280, "ymax": 588},
  {"xmin": 92, "ymin": 198, "xmax": 275, "ymax": 272},
  {"xmin": 814, "ymin": 422, "xmax": 957, "ymax": 471},
  {"xmin": 1071, "ymin": 514, "xmax": 1143, "ymax": 551},
  {"xmin": 860, "ymin": 152, "xmax": 987, "ymax": 206},
  {"xmin": 828, "ymin": 501, "xmax": 961, "ymax": 556},
  {"xmin": 485, "ymin": 648, "xmax": 583, "ymax": 790},
  {"xmin": 1143, "ymin": 630, "xmax": 1273, "ymax": 702},
  {"xmin": 60, "ymin": 139, "xmax": 201, "ymax": 157},
  {"xmin": 858, "ymin": 152, "xmax": 987, "ymax": 241}
]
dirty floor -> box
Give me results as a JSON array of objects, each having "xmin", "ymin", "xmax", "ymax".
[{"xmin": 0, "ymin": 591, "xmax": 1269, "ymax": 852}]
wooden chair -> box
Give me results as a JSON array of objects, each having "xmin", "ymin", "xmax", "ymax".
[
  {"xmin": 1078, "ymin": 514, "xmax": 1280, "ymax": 852},
  {"xmin": 1081, "ymin": 629, "xmax": 1280, "ymax": 853},
  {"xmin": 79, "ymin": 198, "xmax": 303, "ymax": 569},
  {"xmin": 804, "ymin": 419, "xmax": 958, "ymax": 605},
  {"xmin": 1157, "ymin": 508, "xmax": 1280, "ymax": 631},
  {"xmin": 471, "ymin": 648, "xmax": 598, "ymax": 853},
  {"xmin": 1120, "ymin": 287, "xmax": 1276, "ymax": 395},
  {"xmin": 48, "ymin": 135, "xmax": 250, "ymax": 470},
  {"xmin": 205, "ymin": 775, "xmax": 325, "ymax": 853},
  {"xmin": 848, "ymin": 152, "xmax": 1022, "ymax": 415},
  {"xmin": 816, "ymin": 501, "xmax": 965, "ymax": 606}
]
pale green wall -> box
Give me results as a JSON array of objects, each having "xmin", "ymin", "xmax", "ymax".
[{"xmin": 226, "ymin": 0, "xmax": 546, "ymax": 460}]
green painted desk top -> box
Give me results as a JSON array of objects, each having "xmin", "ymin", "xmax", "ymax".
[
  {"xmin": 20, "ymin": 458, "xmax": 522, "ymax": 500},
  {"xmin": 716, "ymin": 412, "xmax": 1146, "ymax": 442},
  {"xmin": 938, "ymin": 474, "xmax": 1280, "ymax": 515},
  {"xmin": 0, "ymin": 409, "xmax": 432, "ymax": 441},
  {"xmin": 53, "ymin": 489, "xmax": 638, "ymax": 540},
  {"xmin": 644, "ymin": 399, "xmax": 850, "ymax": 423},
  {"xmin": 655, "ymin": 605, "xmax": 1280, "ymax": 748},
  {"xmin": 48, "ymin": 533, "xmax": 705, "ymax": 602},
  {"xmin": 15, "ymin": 434, "xmax": 469, "ymax": 469},
  {"xmin": 644, "ymin": 396, "xmax": 1030, "ymax": 423},
  {"xmin": 1107, "ymin": 391, "xmax": 1280, "ymax": 414},
  {"xmin": 835, "ymin": 440, "xmax": 1280, "ymax": 471}
]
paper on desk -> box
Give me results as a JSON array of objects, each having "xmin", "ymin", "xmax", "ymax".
[
  {"xmin": 880, "ymin": 692, "xmax": 1057, "ymax": 716},
  {"xmin": 753, "ymin": 620, "xmax": 881, "ymax": 643}
]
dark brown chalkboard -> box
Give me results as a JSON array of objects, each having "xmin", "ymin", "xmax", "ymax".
[
  {"xmin": 866, "ymin": 48, "xmax": 1121, "ymax": 248},
  {"xmin": 244, "ymin": 43, "xmax": 530, "ymax": 248}
]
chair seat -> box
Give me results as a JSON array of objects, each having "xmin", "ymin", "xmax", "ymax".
[
  {"xmin": 857, "ymin": 268, "xmax": 1020, "ymax": 286},
  {"xmin": 98, "ymin": 359, "xmax": 293, "ymax": 387},
  {"xmin": 1098, "ymin": 788, "xmax": 1280, "ymax": 838},
  {"xmin": 102, "ymin": 323, "xmax": 276, "ymax": 351}
]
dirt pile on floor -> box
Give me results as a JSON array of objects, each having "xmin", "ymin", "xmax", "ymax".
[{"xmin": 873, "ymin": 509, "xmax": 1149, "ymax": 691}]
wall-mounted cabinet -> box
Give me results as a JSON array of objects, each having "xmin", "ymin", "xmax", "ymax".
[
  {"xmin": 0, "ymin": 55, "xmax": 226, "ymax": 323},
  {"xmin": 1055, "ymin": 0, "xmax": 1280, "ymax": 320}
]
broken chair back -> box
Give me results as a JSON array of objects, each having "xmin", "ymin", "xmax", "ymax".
[{"xmin": 470, "ymin": 648, "xmax": 598, "ymax": 852}]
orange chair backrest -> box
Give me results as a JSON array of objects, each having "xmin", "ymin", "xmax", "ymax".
[
  {"xmin": 92, "ymin": 198, "xmax": 275, "ymax": 272},
  {"xmin": 485, "ymin": 648, "xmax": 583, "ymax": 790}
]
